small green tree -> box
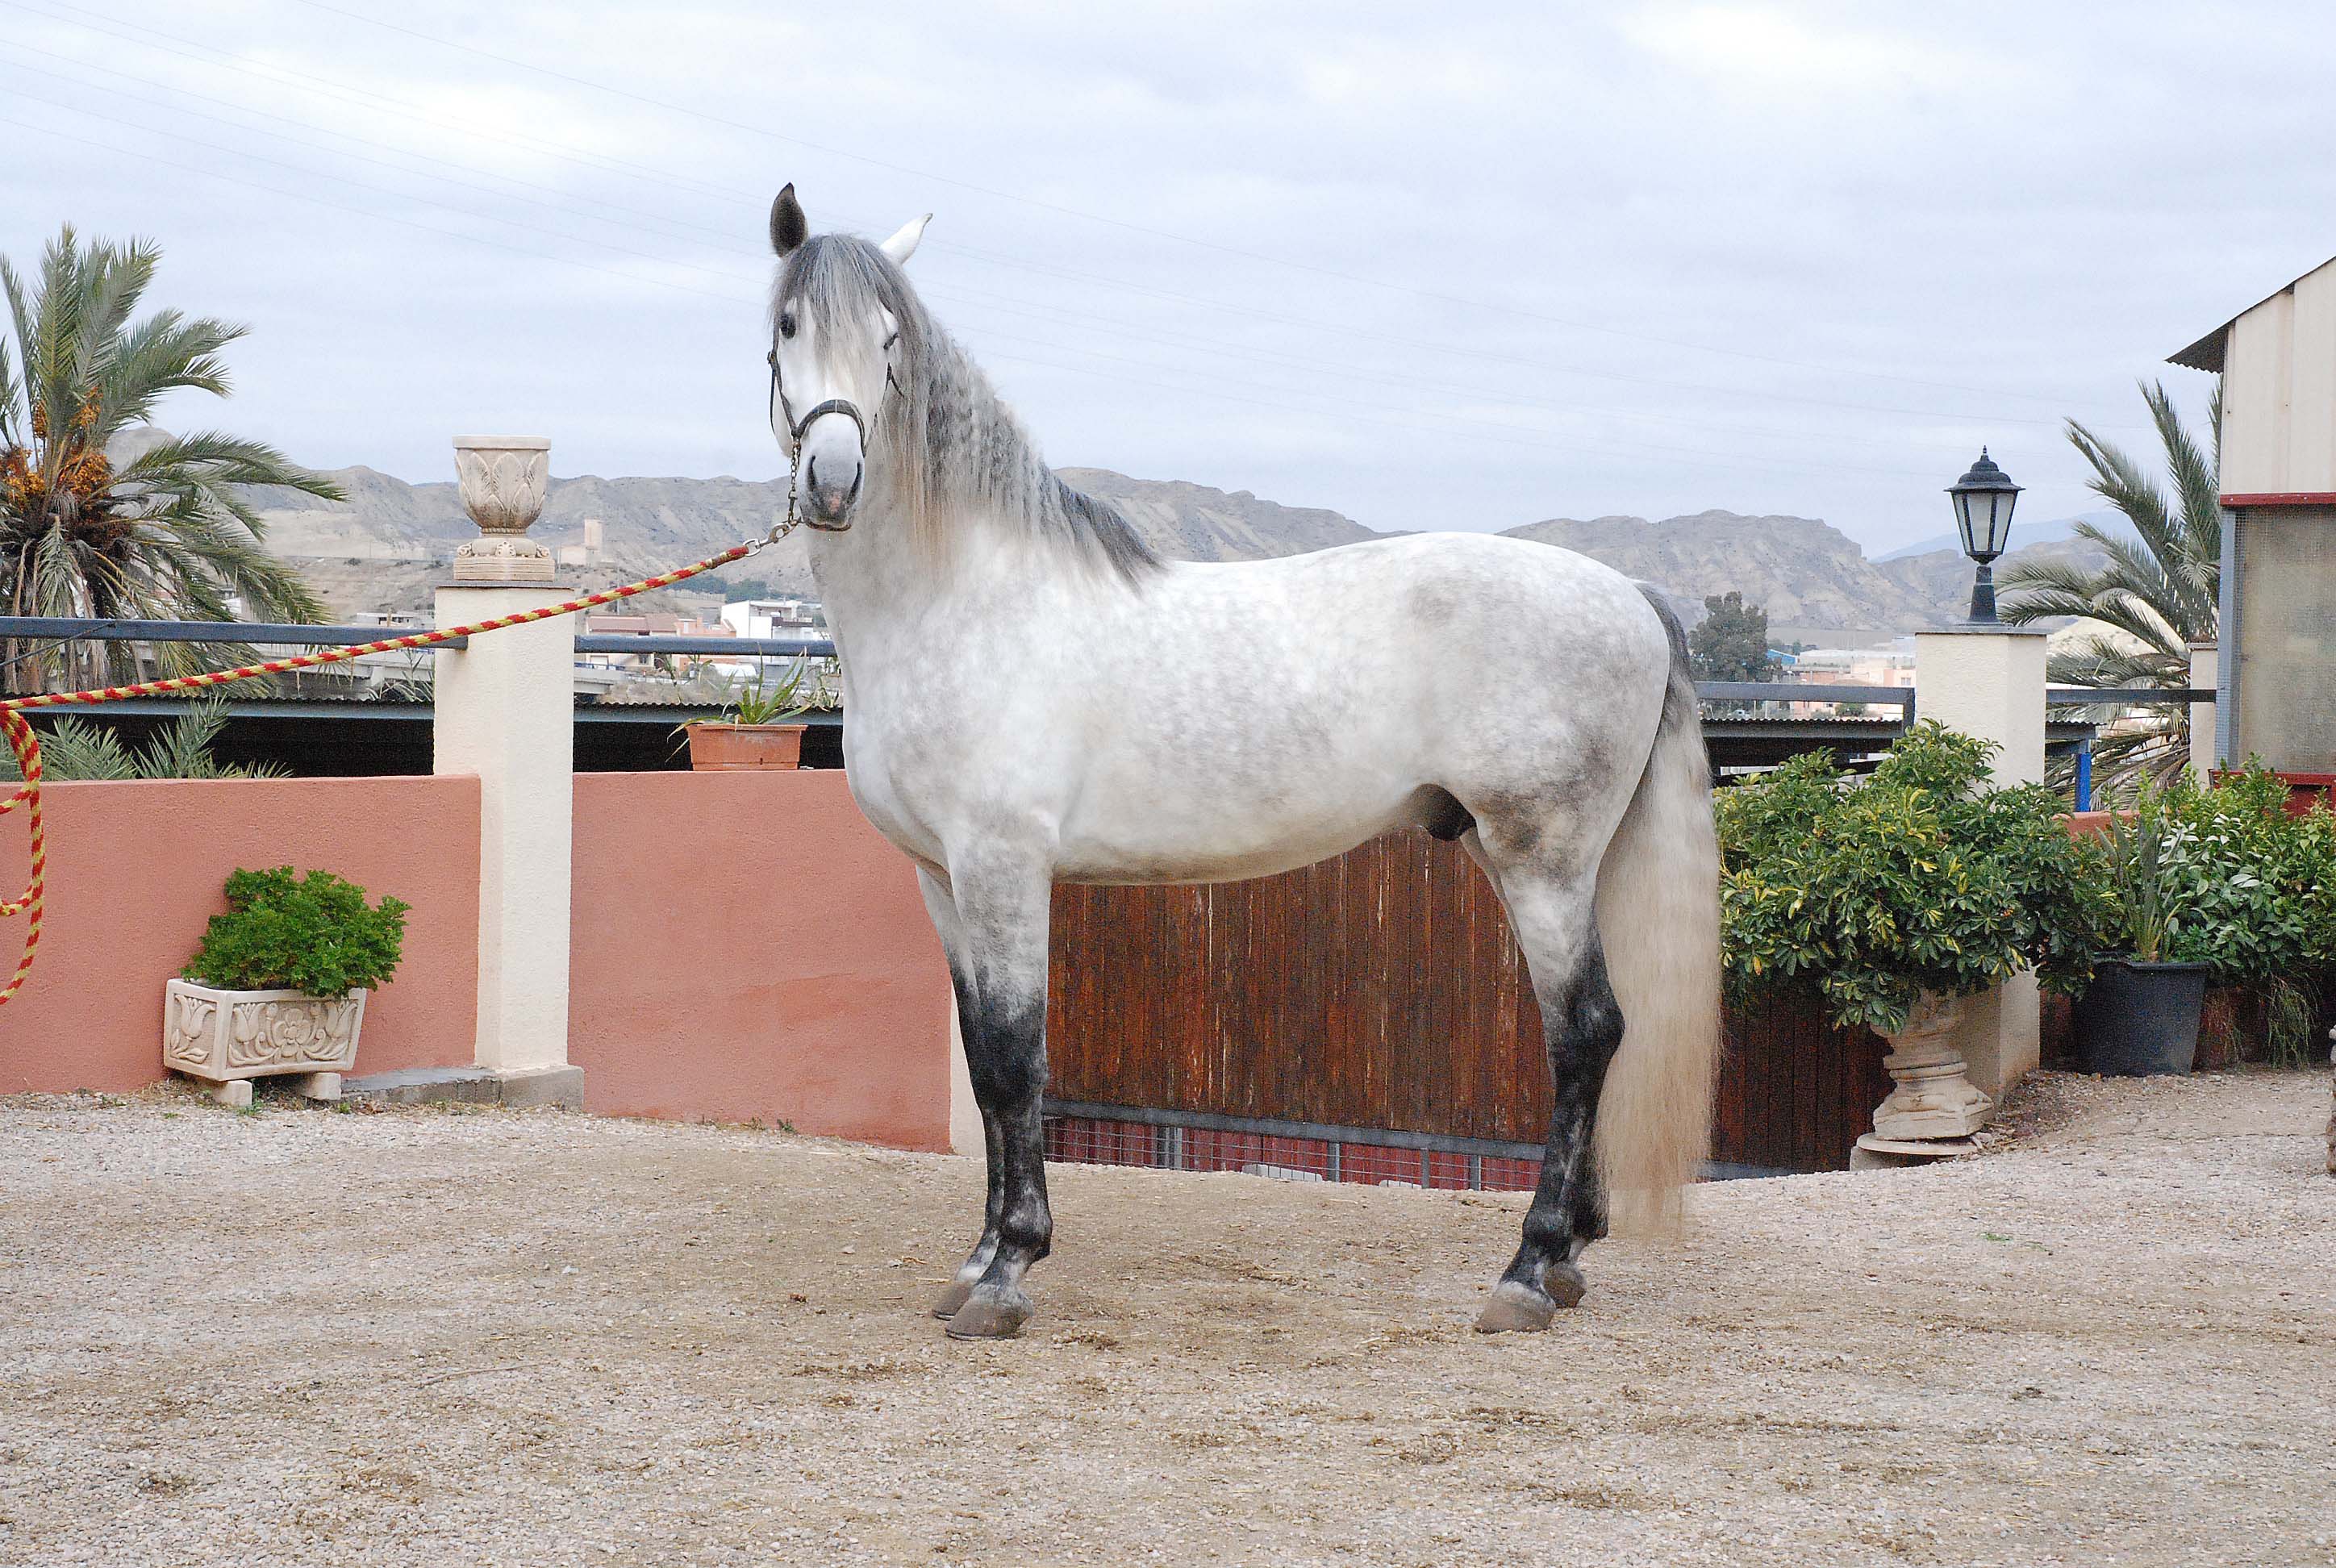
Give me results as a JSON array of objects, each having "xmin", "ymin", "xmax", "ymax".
[{"xmin": 1689, "ymin": 591, "xmax": 1779, "ymax": 682}]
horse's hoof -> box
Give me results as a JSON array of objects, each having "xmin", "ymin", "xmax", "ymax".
[
  {"xmin": 932, "ymin": 1278, "xmax": 974, "ymax": 1320},
  {"xmin": 1546, "ymin": 1259, "xmax": 1587, "ymax": 1310},
  {"xmin": 943, "ymin": 1293, "xmax": 1031, "ymax": 1341},
  {"xmin": 1474, "ymin": 1280, "xmax": 1557, "ymax": 1333}
]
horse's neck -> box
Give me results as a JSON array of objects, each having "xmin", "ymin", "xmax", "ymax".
[{"xmin": 808, "ymin": 498, "xmax": 1067, "ymax": 660}]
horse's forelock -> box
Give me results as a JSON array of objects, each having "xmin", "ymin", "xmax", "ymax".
[{"xmin": 777, "ymin": 234, "xmax": 937, "ymax": 542}]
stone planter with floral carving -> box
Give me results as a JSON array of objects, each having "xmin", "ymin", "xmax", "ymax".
[{"xmin": 164, "ymin": 978, "xmax": 367, "ymax": 1107}]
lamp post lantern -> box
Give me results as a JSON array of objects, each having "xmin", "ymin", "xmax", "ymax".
[{"xmin": 1948, "ymin": 448, "xmax": 2021, "ymax": 623}]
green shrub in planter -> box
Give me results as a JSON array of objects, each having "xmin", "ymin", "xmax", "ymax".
[
  {"xmin": 2091, "ymin": 766, "xmax": 2336, "ymax": 1063},
  {"xmin": 1718, "ymin": 723, "xmax": 2104, "ymax": 1036},
  {"xmin": 182, "ymin": 867, "xmax": 409, "ymax": 996}
]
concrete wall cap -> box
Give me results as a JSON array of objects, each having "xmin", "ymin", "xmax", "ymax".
[{"xmin": 1915, "ymin": 623, "xmax": 2050, "ymax": 638}]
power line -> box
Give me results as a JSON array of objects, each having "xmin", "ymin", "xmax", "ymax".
[
  {"xmin": 1, "ymin": 114, "xmax": 750, "ymax": 306},
  {"xmin": 0, "ymin": 35, "xmax": 2023, "ymax": 458},
  {"xmin": 4, "ymin": 0, "xmax": 2135, "ymax": 436},
  {"xmin": 282, "ymin": 0, "xmax": 2115, "ymax": 411},
  {"xmin": 0, "ymin": 23, "xmax": 2126, "ymax": 448},
  {"xmin": 9, "ymin": 112, "xmax": 2025, "ymax": 494}
]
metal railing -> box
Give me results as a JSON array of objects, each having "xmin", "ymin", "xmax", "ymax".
[
  {"xmin": 1696, "ymin": 681, "xmax": 1913, "ymax": 715},
  {"xmin": 0, "ymin": 616, "xmax": 833, "ymax": 661},
  {"xmin": 2049, "ymin": 686, "xmax": 2214, "ymax": 705},
  {"xmin": 0, "ymin": 619, "xmax": 2215, "ymax": 714}
]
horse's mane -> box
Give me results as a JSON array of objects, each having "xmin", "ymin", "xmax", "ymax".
[{"xmin": 776, "ymin": 235, "xmax": 1161, "ymax": 586}]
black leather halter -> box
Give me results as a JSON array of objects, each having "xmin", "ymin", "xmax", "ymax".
[{"xmin": 765, "ymin": 343, "xmax": 904, "ymax": 536}]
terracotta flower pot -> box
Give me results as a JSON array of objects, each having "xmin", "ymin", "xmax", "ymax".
[{"xmin": 687, "ymin": 721, "xmax": 807, "ymax": 771}]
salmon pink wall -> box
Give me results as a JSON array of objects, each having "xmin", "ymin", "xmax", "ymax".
[
  {"xmin": 0, "ymin": 776, "xmax": 480, "ymax": 1093},
  {"xmin": 569, "ymin": 771, "xmax": 953, "ymax": 1150}
]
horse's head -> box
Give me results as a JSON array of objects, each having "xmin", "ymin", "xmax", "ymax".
[{"xmin": 767, "ymin": 184, "xmax": 932, "ymax": 528}]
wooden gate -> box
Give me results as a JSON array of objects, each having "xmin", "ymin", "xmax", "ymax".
[{"xmin": 1046, "ymin": 832, "xmax": 1888, "ymax": 1176}]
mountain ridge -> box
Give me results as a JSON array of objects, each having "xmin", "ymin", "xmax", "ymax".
[{"xmin": 248, "ymin": 458, "xmax": 2097, "ymax": 638}]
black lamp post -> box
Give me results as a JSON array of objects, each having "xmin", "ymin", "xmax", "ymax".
[{"xmin": 1948, "ymin": 448, "xmax": 2021, "ymax": 623}]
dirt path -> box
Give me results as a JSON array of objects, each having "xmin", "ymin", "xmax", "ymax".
[{"xmin": 1, "ymin": 1071, "xmax": 2330, "ymax": 1567}]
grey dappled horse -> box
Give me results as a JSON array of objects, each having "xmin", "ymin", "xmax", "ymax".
[{"xmin": 762, "ymin": 186, "xmax": 1721, "ymax": 1341}]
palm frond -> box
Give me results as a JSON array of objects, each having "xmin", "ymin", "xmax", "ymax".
[
  {"xmin": 2, "ymin": 226, "xmax": 332, "ymax": 691},
  {"xmin": 2008, "ymin": 377, "xmax": 2221, "ymax": 799}
]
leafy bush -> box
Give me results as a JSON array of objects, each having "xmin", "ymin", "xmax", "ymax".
[
  {"xmin": 2083, "ymin": 765, "xmax": 2336, "ymax": 1060},
  {"xmin": 1718, "ymin": 723, "xmax": 2104, "ymax": 1036},
  {"xmin": 182, "ymin": 867, "xmax": 409, "ymax": 995}
]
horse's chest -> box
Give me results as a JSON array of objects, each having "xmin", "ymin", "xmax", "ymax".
[{"xmin": 836, "ymin": 709, "xmax": 962, "ymax": 863}]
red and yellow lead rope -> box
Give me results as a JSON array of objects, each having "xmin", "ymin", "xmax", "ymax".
[{"xmin": 0, "ymin": 539, "xmax": 760, "ymax": 1009}]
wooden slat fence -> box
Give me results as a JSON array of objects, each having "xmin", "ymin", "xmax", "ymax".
[{"xmin": 1047, "ymin": 832, "xmax": 1889, "ymax": 1175}]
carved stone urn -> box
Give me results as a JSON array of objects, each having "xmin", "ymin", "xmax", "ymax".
[
  {"xmin": 1869, "ymin": 990, "xmax": 1992, "ymax": 1142},
  {"xmin": 163, "ymin": 978, "xmax": 368, "ymax": 1107},
  {"xmin": 451, "ymin": 435, "xmax": 554, "ymax": 582}
]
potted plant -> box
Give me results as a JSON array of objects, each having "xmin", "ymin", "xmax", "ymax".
[
  {"xmin": 2074, "ymin": 769, "xmax": 2336, "ymax": 1074},
  {"xmin": 1719, "ymin": 724, "xmax": 2103, "ymax": 1145},
  {"xmin": 2074, "ymin": 795, "xmax": 2207, "ymax": 1075},
  {"xmin": 164, "ymin": 867, "xmax": 409, "ymax": 1106},
  {"xmin": 681, "ymin": 658, "xmax": 825, "ymax": 771}
]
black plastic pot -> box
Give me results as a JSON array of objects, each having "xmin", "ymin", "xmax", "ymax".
[{"xmin": 2074, "ymin": 958, "xmax": 2209, "ymax": 1076}]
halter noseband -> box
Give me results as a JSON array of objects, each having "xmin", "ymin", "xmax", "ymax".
[{"xmin": 765, "ymin": 344, "xmax": 906, "ymax": 539}]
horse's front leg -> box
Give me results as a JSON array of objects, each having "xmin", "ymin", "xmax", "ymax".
[
  {"xmin": 920, "ymin": 869, "xmax": 1006, "ymax": 1320},
  {"xmin": 920, "ymin": 856, "xmax": 1054, "ymax": 1341}
]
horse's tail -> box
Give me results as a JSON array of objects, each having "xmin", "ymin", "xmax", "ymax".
[{"xmin": 1591, "ymin": 587, "xmax": 1721, "ymax": 1235}]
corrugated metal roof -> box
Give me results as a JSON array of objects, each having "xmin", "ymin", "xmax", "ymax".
[{"xmin": 2168, "ymin": 253, "xmax": 2336, "ymax": 373}]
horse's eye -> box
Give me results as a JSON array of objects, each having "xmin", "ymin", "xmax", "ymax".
[{"xmin": 778, "ymin": 312, "xmax": 796, "ymax": 340}]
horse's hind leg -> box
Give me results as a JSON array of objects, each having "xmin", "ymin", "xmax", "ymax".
[
  {"xmin": 921, "ymin": 853, "xmax": 1056, "ymax": 1341},
  {"xmin": 1470, "ymin": 865, "xmax": 1622, "ymax": 1333}
]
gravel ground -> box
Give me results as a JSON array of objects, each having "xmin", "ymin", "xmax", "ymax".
[{"xmin": 1, "ymin": 1070, "xmax": 2330, "ymax": 1567}]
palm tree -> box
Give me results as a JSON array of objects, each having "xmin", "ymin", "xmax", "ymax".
[
  {"xmin": 1, "ymin": 225, "xmax": 336, "ymax": 694},
  {"xmin": 1999, "ymin": 378, "xmax": 2221, "ymax": 791}
]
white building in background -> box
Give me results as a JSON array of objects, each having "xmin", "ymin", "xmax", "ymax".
[
  {"xmin": 1770, "ymin": 639, "xmax": 1916, "ymax": 717},
  {"xmin": 1789, "ymin": 639, "xmax": 1916, "ymax": 692},
  {"xmin": 719, "ymin": 597, "xmax": 826, "ymax": 641}
]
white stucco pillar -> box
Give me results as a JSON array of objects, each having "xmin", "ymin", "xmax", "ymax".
[
  {"xmin": 435, "ymin": 589, "xmax": 574, "ymax": 1077},
  {"xmin": 1913, "ymin": 626, "xmax": 2050, "ymax": 788},
  {"xmin": 432, "ymin": 436, "xmax": 578, "ymax": 1093},
  {"xmin": 1913, "ymin": 625, "xmax": 2048, "ymax": 1099},
  {"xmin": 2188, "ymin": 640, "xmax": 2219, "ymax": 782}
]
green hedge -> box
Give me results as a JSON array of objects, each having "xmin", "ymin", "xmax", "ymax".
[
  {"xmin": 1718, "ymin": 724, "xmax": 2104, "ymax": 1036},
  {"xmin": 182, "ymin": 867, "xmax": 408, "ymax": 996}
]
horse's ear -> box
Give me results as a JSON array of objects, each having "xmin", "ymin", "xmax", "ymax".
[
  {"xmin": 880, "ymin": 213, "xmax": 932, "ymax": 267},
  {"xmin": 770, "ymin": 184, "xmax": 808, "ymax": 256}
]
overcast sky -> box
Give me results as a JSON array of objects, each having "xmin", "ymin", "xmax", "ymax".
[{"xmin": 5, "ymin": 1, "xmax": 2332, "ymax": 552}]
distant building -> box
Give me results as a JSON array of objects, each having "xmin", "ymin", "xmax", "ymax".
[
  {"xmin": 719, "ymin": 597, "xmax": 826, "ymax": 640},
  {"xmin": 1783, "ymin": 639, "xmax": 1916, "ymax": 714},
  {"xmin": 554, "ymin": 517, "xmax": 604, "ymax": 570}
]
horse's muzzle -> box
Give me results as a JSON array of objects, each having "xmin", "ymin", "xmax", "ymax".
[{"xmin": 804, "ymin": 452, "xmax": 861, "ymax": 523}]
